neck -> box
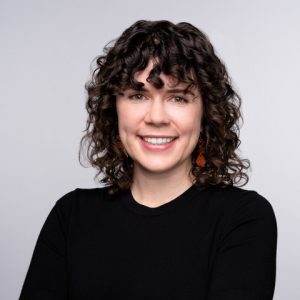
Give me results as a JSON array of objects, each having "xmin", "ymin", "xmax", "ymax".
[{"xmin": 131, "ymin": 161, "xmax": 195, "ymax": 208}]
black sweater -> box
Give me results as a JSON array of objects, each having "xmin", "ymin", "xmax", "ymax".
[{"xmin": 19, "ymin": 185, "xmax": 277, "ymax": 300}]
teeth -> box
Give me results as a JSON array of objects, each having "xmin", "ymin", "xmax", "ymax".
[{"xmin": 142, "ymin": 137, "xmax": 175, "ymax": 145}]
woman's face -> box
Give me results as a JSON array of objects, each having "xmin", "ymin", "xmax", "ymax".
[{"xmin": 116, "ymin": 60, "xmax": 203, "ymax": 177}]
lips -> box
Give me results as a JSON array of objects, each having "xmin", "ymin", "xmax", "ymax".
[{"xmin": 138, "ymin": 135, "xmax": 178, "ymax": 151}]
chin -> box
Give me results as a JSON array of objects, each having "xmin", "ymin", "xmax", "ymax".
[{"xmin": 137, "ymin": 161, "xmax": 181, "ymax": 173}]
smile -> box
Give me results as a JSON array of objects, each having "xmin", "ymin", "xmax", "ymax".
[
  {"xmin": 142, "ymin": 137, "xmax": 176, "ymax": 145},
  {"xmin": 138, "ymin": 136, "xmax": 178, "ymax": 152}
]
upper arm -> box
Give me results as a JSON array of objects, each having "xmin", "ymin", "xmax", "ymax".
[
  {"xmin": 207, "ymin": 192, "xmax": 277, "ymax": 300},
  {"xmin": 19, "ymin": 189, "xmax": 77, "ymax": 300}
]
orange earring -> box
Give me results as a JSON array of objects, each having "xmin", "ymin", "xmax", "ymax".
[{"xmin": 196, "ymin": 138, "xmax": 206, "ymax": 167}]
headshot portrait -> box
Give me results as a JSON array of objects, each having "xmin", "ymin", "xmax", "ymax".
[
  {"xmin": 1, "ymin": 1, "xmax": 299, "ymax": 300},
  {"xmin": 19, "ymin": 18, "xmax": 277, "ymax": 299}
]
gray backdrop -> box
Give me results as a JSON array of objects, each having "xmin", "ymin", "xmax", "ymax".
[{"xmin": 1, "ymin": 0, "xmax": 299, "ymax": 299}]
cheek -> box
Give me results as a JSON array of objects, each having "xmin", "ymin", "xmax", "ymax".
[
  {"xmin": 116, "ymin": 104, "xmax": 127, "ymax": 137},
  {"xmin": 193, "ymin": 104, "xmax": 203, "ymax": 132},
  {"xmin": 116, "ymin": 105, "xmax": 141, "ymax": 136},
  {"xmin": 179, "ymin": 109, "xmax": 202, "ymax": 136}
]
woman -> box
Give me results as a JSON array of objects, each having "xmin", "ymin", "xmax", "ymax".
[{"xmin": 19, "ymin": 20, "xmax": 277, "ymax": 299}]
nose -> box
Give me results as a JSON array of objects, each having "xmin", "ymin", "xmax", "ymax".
[{"xmin": 144, "ymin": 98, "xmax": 170, "ymax": 126}]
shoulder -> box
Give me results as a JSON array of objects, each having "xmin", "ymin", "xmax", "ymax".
[
  {"xmin": 205, "ymin": 186, "xmax": 277, "ymax": 239},
  {"xmin": 204, "ymin": 185, "xmax": 275, "ymax": 212},
  {"xmin": 53, "ymin": 186, "xmax": 112, "ymax": 217},
  {"xmin": 198, "ymin": 185, "xmax": 277, "ymax": 229},
  {"xmin": 229, "ymin": 186, "xmax": 276, "ymax": 220}
]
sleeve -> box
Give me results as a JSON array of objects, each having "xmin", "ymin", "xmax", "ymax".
[
  {"xmin": 207, "ymin": 192, "xmax": 277, "ymax": 300},
  {"xmin": 19, "ymin": 189, "xmax": 77, "ymax": 300}
]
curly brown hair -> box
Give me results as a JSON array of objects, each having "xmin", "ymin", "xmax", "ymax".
[{"xmin": 79, "ymin": 20, "xmax": 250, "ymax": 197}]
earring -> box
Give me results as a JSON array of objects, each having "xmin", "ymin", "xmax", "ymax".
[{"xmin": 196, "ymin": 137, "xmax": 206, "ymax": 167}]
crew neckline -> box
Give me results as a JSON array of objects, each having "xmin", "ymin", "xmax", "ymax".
[{"xmin": 121, "ymin": 184, "xmax": 202, "ymax": 216}]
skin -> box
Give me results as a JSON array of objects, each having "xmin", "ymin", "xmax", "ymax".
[{"xmin": 116, "ymin": 60, "xmax": 203, "ymax": 207}]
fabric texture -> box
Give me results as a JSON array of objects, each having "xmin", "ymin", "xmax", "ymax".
[{"xmin": 19, "ymin": 185, "xmax": 277, "ymax": 300}]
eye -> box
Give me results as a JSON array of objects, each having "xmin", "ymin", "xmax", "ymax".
[
  {"xmin": 128, "ymin": 94, "xmax": 146, "ymax": 100},
  {"xmin": 172, "ymin": 96, "xmax": 188, "ymax": 103}
]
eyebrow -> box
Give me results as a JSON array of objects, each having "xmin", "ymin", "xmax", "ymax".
[{"xmin": 124, "ymin": 87, "xmax": 196, "ymax": 96}]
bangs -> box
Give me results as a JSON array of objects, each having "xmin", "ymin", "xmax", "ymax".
[{"xmin": 113, "ymin": 30, "xmax": 198, "ymax": 92}]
